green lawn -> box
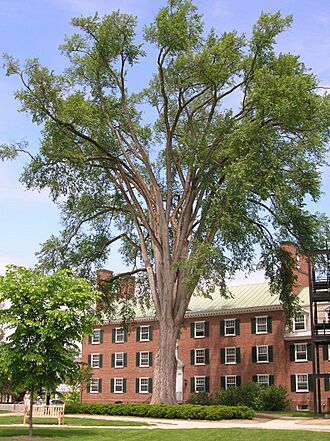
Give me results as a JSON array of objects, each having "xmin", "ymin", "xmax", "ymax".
[
  {"xmin": 0, "ymin": 415, "xmax": 147, "ymax": 426},
  {"xmin": 0, "ymin": 428, "xmax": 329, "ymax": 441}
]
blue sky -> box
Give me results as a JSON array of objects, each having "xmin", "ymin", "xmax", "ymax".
[{"xmin": 0, "ymin": 0, "xmax": 330, "ymax": 282}]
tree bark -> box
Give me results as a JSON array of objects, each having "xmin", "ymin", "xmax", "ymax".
[
  {"xmin": 150, "ymin": 318, "xmax": 179, "ymax": 404},
  {"xmin": 28, "ymin": 386, "xmax": 34, "ymax": 437}
]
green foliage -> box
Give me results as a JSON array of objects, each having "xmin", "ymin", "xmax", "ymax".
[
  {"xmin": 217, "ymin": 383, "xmax": 289, "ymax": 411},
  {"xmin": 65, "ymin": 402, "xmax": 255, "ymax": 420},
  {"xmin": 187, "ymin": 391, "xmax": 214, "ymax": 405},
  {"xmin": 0, "ymin": 265, "xmax": 100, "ymax": 393}
]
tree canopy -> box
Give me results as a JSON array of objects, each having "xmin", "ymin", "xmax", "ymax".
[
  {"xmin": 0, "ymin": 265, "xmax": 99, "ymax": 431},
  {"xmin": 1, "ymin": 0, "xmax": 330, "ymax": 403}
]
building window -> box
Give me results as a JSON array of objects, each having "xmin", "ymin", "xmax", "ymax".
[
  {"xmin": 257, "ymin": 374, "xmax": 270, "ymax": 387},
  {"xmin": 194, "ymin": 321, "xmax": 206, "ymax": 338},
  {"xmin": 224, "ymin": 319, "xmax": 236, "ymax": 336},
  {"xmin": 256, "ymin": 316, "xmax": 268, "ymax": 334},
  {"xmin": 297, "ymin": 404, "xmax": 309, "ymax": 411},
  {"xmin": 195, "ymin": 376, "xmax": 206, "ymax": 392},
  {"xmin": 138, "ymin": 377, "xmax": 151, "ymax": 393},
  {"xmin": 296, "ymin": 374, "xmax": 309, "ymax": 392},
  {"xmin": 139, "ymin": 352, "xmax": 151, "ymax": 367},
  {"xmin": 195, "ymin": 349, "xmax": 206, "ymax": 365},
  {"xmin": 225, "ymin": 376, "xmax": 237, "ymax": 389},
  {"xmin": 295, "ymin": 344, "xmax": 308, "ymax": 362},
  {"xmin": 115, "ymin": 328, "xmax": 125, "ymax": 343},
  {"xmin": 91, "ymin": 329, "xmax": 102, "ymax": 344},
  {"xmin": 140, "ymin": 326, "xmax": 150, "ymax": 341},
  {"xmin": 293, "ymin": 313, "xmax": 306, "ymax": 331},
  {"xmin": 114, "ymin": 378, "xmax": 124, "ymax": 394},
  {"xmin": 114, "ymin": 352, "xmax": 125, "ymax": 368},
  {"xmin": 89, "ymin": 379, "xmax": 101, "ymax": 393},
  {"xmin": 257, "ymin": 345, "xmax": 269, "ymax": 363},
  {"xmin": 225, "ymin": 347, "xmax": 237, "ymax": 364},
  {"xmin": 91, "ymin": 354, "xmax": 101, "ymax": 368}
]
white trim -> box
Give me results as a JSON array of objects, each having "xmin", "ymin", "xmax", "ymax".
[
  {"xmin": 257, "ymin": 374, "xmax": 270, "ymax": 387},
  {"xmin": 194, "ymin": 376, "xmax": 206, "ymax": 392},
  {"xmin": 114, "ymin": 378, "xmax": 124, "ymax": 394},
  {"xmin": 256, "ymin": 345, "xmax": 269, "ymax": 363},
  {"xmin": 140, "ymin": 325, "xmax": 150, "ymax": 341},
  {"xmin": 194, "ymin": 348, "xmax": 206, "ymax": 365},
  {"xmin": 114, "ymin": 352, "xmax": 125, "ymax": 368},
  {"xmin": 294, "ymin": 343, "xmax": 308, "ymax": 362},
  {"xmin": 91, "ymin": 329, "xmax": 101, "ymax": 344},
  {"xmin": 224, "ymin": 319, "xmax": 236, "ymax": 336},
  {"xmin": 225, "ymin": 375, "xmax": 237, "ymax": 389},
  {"xmin": 89, "ymin": 379, "xmax": 100, "ymax": 394},
  {"xmin": 224, "ymin": 347, "xmax": 237, "ymax": 364},
  {"xmin": 139, "ymin": 351, "xmax": 150, "ymax": 368},
  {"xmin": 90, "ymin": 353, "xmax": 101, "ymax": 368},
  {"xmin": 115, "ymin": 327, "xmax": 125, "ymax": 343},
  {"xmin": 256, "ymin": 316, "xmax": 268, "ymax": 334},
  {"xmin": 194, "ymin": 321, "xmax": 206, "ymax": 338},
  {"xmin": 296, "ymin": 373, "xmax": 309, "ymax": 392},
  {"xmin": 139, "ymin": 377, "xmax": 150, "ymax": 394}
]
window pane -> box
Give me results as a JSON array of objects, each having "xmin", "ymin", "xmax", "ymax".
[
  {"xmin": 195, "ymin": 376, "xmax": 206, "ymax": 392},
  {"xmin": 226, "ymin": 376, "xmax": 236, "ymax": 389},
  {"xmin": 195, "ymin": 322, "xmax": 205, "ymax": 338},
  {"xmin": 225, "ymin": 320, "xmax": 236, "ymax": 336},
  {"xmin": 140, "ymin": 352, "xmax": 150, "ymax": 367},
  {"xmin": 140, "ymin": 326, "xmax": 150, "ymax": 341},
  {"xmin": 115, "ymin": 328, "xmax": 125, "ymax": 342},
  {"xmin": 225, "ymin": 347, "xmax": 236, "ymax": 364},
  {"xmin": 195, "ymin": 349, "xmax": 206, "ymax": 364},
  {"xmin": 257, "ymin": 346, "xmax": 268, "ymax": 362},
  {"xmin": 256, "ymin": 317, "xmax": 267, "ymax": 333}
]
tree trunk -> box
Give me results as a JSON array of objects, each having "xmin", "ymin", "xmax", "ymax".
[
  {"xmin": 28, "ymin": 386, "xmax": 34, "ymax": 437},
  {"xmin": 150, "ymin": 318, "xmax": 179, "ymax": 404}
]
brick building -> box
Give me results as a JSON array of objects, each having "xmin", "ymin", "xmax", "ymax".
[{"xmin": 81, "ymin": 244, "xmax": 330, "ymax": 411}]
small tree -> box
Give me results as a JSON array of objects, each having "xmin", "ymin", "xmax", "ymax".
[{"xmin": 0, "ymin": 265, "xmax": 99, "ymax": 436}]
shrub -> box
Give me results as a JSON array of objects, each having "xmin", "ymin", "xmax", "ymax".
[
  {"xmin": 187, "ymin": 392, "xmax": 213, "ymax": 405},
  {"xmin": 65, "ymin": 402, "xmax": 255, "ymax": 420},
  {"xmin": 217, "ymin": 383, "xmax": 289, "ymax": 411}
]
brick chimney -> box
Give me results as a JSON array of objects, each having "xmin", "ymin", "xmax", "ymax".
[
  {"xmin": 281, "ymin": 242, "xmax": 309, "ymax": 293},
  {"xmin": 97, "ymin": 269, "xmax": 135, "ymax": 299}
]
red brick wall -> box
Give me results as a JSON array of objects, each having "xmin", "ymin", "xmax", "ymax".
[{"xmin": 81, "ymin": 310, "xmax": 330, "ymax": 409}]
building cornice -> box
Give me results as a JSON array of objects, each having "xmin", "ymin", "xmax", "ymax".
[{"xmin": 102, "ymin": 304, "xmax": 284, "ymax": 325}]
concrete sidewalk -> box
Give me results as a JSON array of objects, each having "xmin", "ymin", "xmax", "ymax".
[{"xmin": 1, "ymin": 412, "xmax": 330, "ymax": 432}]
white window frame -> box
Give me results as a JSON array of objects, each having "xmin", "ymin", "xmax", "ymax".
[
  {"xmin": 257, "ymin": 374, "xmax": 270, "ymax": 387},
  {"xmin": 194, "ymin": 321, "xmax": 206, "ymax": 338},
  {"xmin": 194, "ymin": 376, "xmax": 206, "ymax": 392},
  {"xmin": 296, "ymin": 374, "xmax": 309, "ymax": 392},
  {"xmin": 325, "ymin": 307, "xmax": 330, "ymax": 324},
  {"xmin": 295, "ymin": 343, "xmax": 308, "ymax": 362},
  {"xmin": 256, "ymin": 316, "xmax": 268, "ymax": 334},
  {"xmin": 296, "ymin": 404, "xmax": 309, "ymax": 411},
  {"xmin": 139, "ymin": 377, "xmax": 149, "ymax": 393},
  {"xmin": 89, "ymin": 379, "xmax": 100, "ymax": 393},
  {"xmin": 114, "ymin": 352, "xmax": 125, "ymax": 368},
  {"xmin": 115, "ymin": 327, "xmax": 125, "ymax": 343},
  {"xmin": 114, "ymin": 378, "xmax": 124, "ymax": 394},
  {"xmin": 225, "ymin": 347, "xmax": 236, "ymax": 364},
  {"xmin": 224, "ymin": 319, "xmax": 236, "ymax": 336},
  {"xmin": 194, "ymin": 349, "xmax": 206, "ymax": 365},
  {"xmin": 91, "ymin": 353, "xmax": 101, "ymax": 368},
  {"xmin": 139, "ymin": 351, "xmax": 150, "ymax": 367},
  {"xmin": 91, "ymin": 329, "xmax": 101, "ymax": 344},
  {"xmin": 328, "ymin": 344, "xmax": 330, "ymax": 361},
  {"xmin": 225, "ymin": 375, "xmax": 237, "ymax": 389},
  {"xmin": 140, "ymin": 325, "xmax": 150, "ymax": 341},
  {"xmin": 257, "ymin": 345, "xmax": 269, "ymax": 363},
  {"xmin": 293, "ymin": 313, "xmax": 307, "ymax": 332}
]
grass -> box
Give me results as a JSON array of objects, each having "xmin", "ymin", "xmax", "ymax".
[
  {"xmin": 0, "ymin": 415, "xmax": 148, "ymax": 426},
  {"xmin": 0, "ymin": 428, "xmax": 329, "ymax": 441}
]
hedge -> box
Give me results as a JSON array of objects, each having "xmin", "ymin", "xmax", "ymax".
[{"xmin": 65, "ymin": 403, "xmax": 255, "ymax": 420}]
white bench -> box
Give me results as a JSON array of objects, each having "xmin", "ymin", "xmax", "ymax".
[{"xmin": 23, "ymin": 405, "xmax": 65, "ymax": 425}]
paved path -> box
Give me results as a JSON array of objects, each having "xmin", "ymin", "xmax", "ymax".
[{"xmin": 1, "ymin": 412, "xmax": 330, "ymax": 432}]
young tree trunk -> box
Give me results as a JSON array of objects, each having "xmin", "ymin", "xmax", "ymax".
[
  {"xmin": 150, "ymin": 319, "xmax": 179, "ymax": 404},
  {"xmin": 28, "ymin": 386, "xmax": 34, "ymax": 437}
]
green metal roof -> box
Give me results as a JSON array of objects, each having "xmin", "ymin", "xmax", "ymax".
[{"xmin": 106, "ymin": 283, "xmax": 310, "ymax": 322}]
